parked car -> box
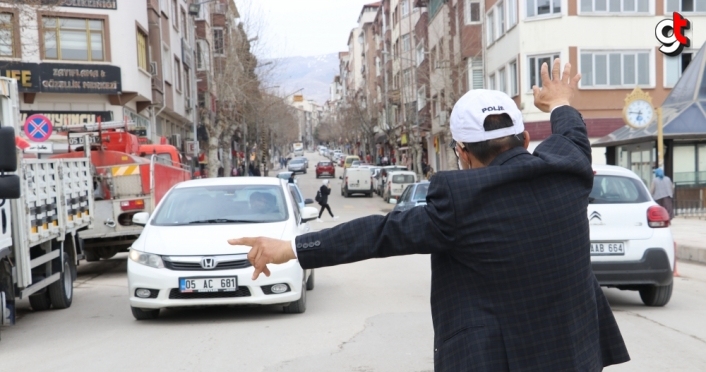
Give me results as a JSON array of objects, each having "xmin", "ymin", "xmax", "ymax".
[
  {"xmin": 276, "ymin": 171, "xmax": 296, "ymax": 184},
  {"xmin": 391, "ymin": 181, "xmax": 430, "ymax": 212},
  {"xmin": 316, "ymin": 161, "xmax": 336, "ymax": 178},
  {"xmin": 127, "ymin": 177, "xmax": 319, "ymax": 320},
  {"xmin": 288, "ymin": 158, "xmax": 307, "ymax": 174},
  {"xmin": 383, "ymin": 171, "xmax": 417, "ymax": 202},
  {"xmin": 340, "ymin": 167, "xmax": 374, "ymax": 197},
  {"xmin": 318, "ymin": 146, "xmax": 327, "ymax": 156},
  {"xmin": 375, "ymin": 166, "xmax": 410, "ymax": 196},
  {"xmin": 293, "ymin": 156, "xmax": 309, "ymax": 168},
  {"xmin": 351, "ymin": 160, "xmax": 361, "ymax": 168},
  {"xmin": 343, "ymin": 155, "xmax": 360, "ymax": 169},
  {"xmin": 589, "ymin": 164, "xmax": 675, "ymax": 306}
]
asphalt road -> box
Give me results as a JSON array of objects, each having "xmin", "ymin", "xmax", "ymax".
[{"xmin": 2, "ymin": 151, "xmax": 705, "ymax": 372}]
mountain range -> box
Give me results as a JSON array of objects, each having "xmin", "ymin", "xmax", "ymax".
[{"xmin": 266, "ymin": 53, "xmax": 339, "ymax": 105}]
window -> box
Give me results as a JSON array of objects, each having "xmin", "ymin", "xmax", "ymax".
[
  {"xmin": 136, "ymin": 28, "xmax": 148, "ymax": 71},
  {"xmin": 417, "ymin": 86, "xmax": 427, "ymax": 111},
  {"xmin": 0, "ymin": 13, "xmax": 14, "ymax": 57},
  {"xmin": 403, "ymin": 68, "xmax": 413, "ymax": 88},
  {"xmin": 43, "ymin": 17, "xmax": 105, "ymax": 61},
  {"xmin": 213, "ymin": 28, "xmax": 224, "ymax": 55},
  {"xmin": 665, "ymin": 52, "xmax": 693, "ymax": 87},
  {"xmin": 589, "ymin": 175, "xmax": 651, "ymax": 204},
  {"xmin": 401, "ymin": 0, "xmax": 410, "ymax": 16},
  {"xmin": 401, "ymin": 34, "xmax": 411, "ymax": 52},
  {"xmin": 172, "ymin": 0, "xmax": 178, "ymax": 29},
  {"xmin": 509, "ymin": 60, "xmax": 518, "ymax": 96},
  {"xmin": 184, "ymin": 65, "xmax": 191, "ymax": 101},
  {"xmin": 174, "ymin": 57, "xmax": 182, "ymax": 92},
  {"xmin": 416, "ymin": 42, "xmax": 425, "ymax": 66},
  {"xmin": 581, "ymin": 0, "xmax": 649, "ymax": 12},
  {"xmin": 527, "ymin": 0, "xmax": 561, "ymax": 17},
  {"xmin": 181, "ymin": 8, "xmax": 188, "ymax": 39},
  {"xmin": 196, "ymin": 40, "xmax": 210, "ymax": 71},
  {"xmin": 487, "ymin": 10, "xmax": 495, "ymax": 43},
  {"xmin": 498, "ymin": 67, "xmax": 506, "ymax": 93},
  {"xmin": 160, "ymin": 0, "xmax": 169, "ymax": 14},
  {"xmin": 489, "ymin": 73, "xmax": 496, "ymax": 90},
  {"xmin": 528, "ymin": 54, "xmax": 560, "ymax": 88},
  {"xmin": 508, "ymin": 0, "xmax": 518, "ymax": 27},
  {"xmin": 468, "ymin": 57, "xmax": 484, "ymax": 89},
  {"xmin": 666, "ymin": 0, "xmax": 706, "ymax": 12},
  {"xmin": 580, "ymin": 51, "xmax": 650, "ymax": 87},
  {"xmin": 497, "ymin": 1, "xmax": 505, "ymax": 35},
  {"xmin": 465, "ymin": 0, "xmax": 481, "ymax": 23},
  {"xmin": 162, "ymin": 45, "xmax": 172, "ymax": 82}
]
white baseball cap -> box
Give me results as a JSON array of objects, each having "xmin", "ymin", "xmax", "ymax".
[
  {"xmin": 450, "ymin": 89, "xmax": 524, "ymax": 143},
  {"xmin": 323, "ymin": 179, "xmax": 329, "ymax": 185}
]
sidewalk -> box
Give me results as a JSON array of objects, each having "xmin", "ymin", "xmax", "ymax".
[{"xmin": 671, "ymin": 217, "xmax": 706, "ymax": 264}]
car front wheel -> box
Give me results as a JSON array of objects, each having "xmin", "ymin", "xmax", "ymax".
[
  {"xmin": 284, "ymin": 274, "xmax": 307, "ymax": 314},
  {"xmin": 131, "ymin": 306, "xmax": 160, "ymax": 320},
  {"xmin": 639, "ymin": 282, "xmax": 673, "ymax": 306}
]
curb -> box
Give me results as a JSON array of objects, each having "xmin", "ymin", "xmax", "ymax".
[{"xmin": 676, "ymin": 243, "xmax": 706, "ymax": 265}]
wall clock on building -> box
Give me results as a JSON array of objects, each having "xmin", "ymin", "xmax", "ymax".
[{"xmin": 622, "ymin": 87, "xmax": 655, "ymax": 129}]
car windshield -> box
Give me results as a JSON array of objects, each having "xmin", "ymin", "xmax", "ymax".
[
  {"xmin": 290, "ymin": 159, "xmax": 305, "ymax": 164},
  {"xmin": 589, "ymin": 175, "xmax": 651, "ymax": 204},
  {"xmin": 152, "ymin": 185, "xmax": 288, "ymax": 225},
  {"xmin": 412, "ymin": 183, "xmax": 429, "ymax": 201},
  {"xmin": 392, "ymin": 174, "xmax": 415, "ymax": 183},
  {"xmin": 277, "ymin": 172, "xmax": 292, "ymax": 179}
]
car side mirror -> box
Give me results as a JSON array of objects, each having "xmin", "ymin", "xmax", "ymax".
[
  {"xmin": 0, "ymin": 175, "xmax": 20, "ymax": 199},
  {"xmin": 301, "ymin": 206, "xmax": 319, "ymax": 223},
  {"xmin": 388, "ymin": 199, "xmax": 397, "ymax": 205},
  {"xmin": 132, "ymin": 212, "xmax": 150, "ymax": 226},
  {"xmin": 304, "ymin": 198, "xmax": 314, "ymax": 205}
]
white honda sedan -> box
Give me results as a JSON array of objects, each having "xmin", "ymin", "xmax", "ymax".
[{"xmin": 127, "ymin": 177, "xmax": 319, "ymax": 320}]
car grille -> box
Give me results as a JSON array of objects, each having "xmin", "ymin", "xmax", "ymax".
[
  {"xmin": 168, "ymin": 287, "xmax": 252, "ymax": 299},
  {"xmin": 163, "ymin": 259, "xmax": 252, "ymax": 271}
]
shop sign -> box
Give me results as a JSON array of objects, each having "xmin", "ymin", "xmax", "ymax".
[
  {"xmin": 21, "ymin": 111, "xmax": 113, "ymax": 127},
  {"xmin": 43, "ymin": 0, "xmax": 117, "ymax": 10},
  {"xmin": 0, "ymin": 62, "xmax": 121, "ymax": 94}
]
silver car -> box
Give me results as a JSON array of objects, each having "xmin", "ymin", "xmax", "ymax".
[
  {"xmin": 288, "ymin": 158, "xmax": 307, "ymax": 174},
  {"xmin": 392, "ymin": 182, "xmax": 430, "ymax": 212}
]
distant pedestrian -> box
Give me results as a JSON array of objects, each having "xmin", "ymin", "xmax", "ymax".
[
  {"xmin": 253, "ymin": 165, "xmax": 261, "ymax": 177},
  {"xmin": 316, "ymin": 180, "xmax": 339, "ymax": 222},
  {"xmin": 651, "ymin": 168, "xmax": 674, "ymax": 219},
  {"xmin": 426, "ymin": 167, "xmax": 435, "ymax": 180}
]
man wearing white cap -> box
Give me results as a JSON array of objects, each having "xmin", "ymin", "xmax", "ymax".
[{"xmin": 228, "ymin": 60, "xmax": 629, "ymax": 371}]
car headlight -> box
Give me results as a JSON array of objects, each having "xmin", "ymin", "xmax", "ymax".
[{"xmin": 129, "ymin": 249, "xmax": 165, "ymax": 269}]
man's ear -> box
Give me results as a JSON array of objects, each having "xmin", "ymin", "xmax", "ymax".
[{"xmin": 522, "ymin": 131, "xmax": 531, "ymax": 149}]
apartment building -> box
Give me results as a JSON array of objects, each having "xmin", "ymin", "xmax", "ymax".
[
  {"xmin": 483, "ymin": 0, "xmax": 706, "ymax": 165},
  {"xmin": 149, "ymin": 0, "xmax": 197, "ymax": 151},
  {"xmin": 1, "ymin": 0, "xmax": 152, "ymax": 152}
]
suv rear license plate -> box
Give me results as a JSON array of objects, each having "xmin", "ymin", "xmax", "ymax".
[
  {"xmin": 179, "ymin": 277, "xmax": 237, "ymax": 293},
  {"xmin": 590, "ymin": 243, "xmax": 625, "ymax": 255}
]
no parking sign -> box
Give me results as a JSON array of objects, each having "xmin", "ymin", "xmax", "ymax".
[{"xmin": 23, "ymin": 114, "xmax": 53, "ymax": 142}]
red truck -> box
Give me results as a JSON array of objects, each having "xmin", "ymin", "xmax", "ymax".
[{"xmin": 50, "ymin": 123, "xmax": 190, "ymax": 261}]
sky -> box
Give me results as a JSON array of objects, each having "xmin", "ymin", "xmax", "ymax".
[{"xmin": 234, "ymin": 0, "xmax": 379, "ymax": 59}]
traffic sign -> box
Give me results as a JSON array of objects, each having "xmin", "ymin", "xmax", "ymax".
[{"xmin": 23, "ymin": 114, "xmax": 53, "ymax": 142}]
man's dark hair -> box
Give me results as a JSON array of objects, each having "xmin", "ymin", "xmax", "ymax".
[{"xmin": 463, "ymin": 113, "xmax": 525, "ymax": 165}]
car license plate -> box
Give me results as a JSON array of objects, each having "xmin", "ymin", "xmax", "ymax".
[
  {"xmin": 179, "ymin": 277, "xmax": 237, "ymax": 293},
  {"xmin": 590, "ymin": 242, "xmax": 625, "ymax": 255}
]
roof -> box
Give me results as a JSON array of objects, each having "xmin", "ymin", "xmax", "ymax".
[
  {"xmin": 593, "ymin": 41, "xmax": 706, "ymax": 147},
  {"xmin": 176, "ymin": 177, "xmax": 283, "ymax": 189},
  {"xmin": 592, "ymin": 164, "xmax": 642, "ymax": 179}
]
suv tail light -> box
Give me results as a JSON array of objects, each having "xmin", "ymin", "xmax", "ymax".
[{"xmin": 647, "ymin": 205, "xmax": 670, "ymax": 228}]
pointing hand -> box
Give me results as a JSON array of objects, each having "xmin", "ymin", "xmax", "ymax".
[{"xmin": 227, "ymin": 237, "xmax": 296, "ymax": 280}]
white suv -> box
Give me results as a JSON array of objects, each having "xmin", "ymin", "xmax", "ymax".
[{"xmin": 589, "ymin": 165, "xmax": 674, "ymax": 306}]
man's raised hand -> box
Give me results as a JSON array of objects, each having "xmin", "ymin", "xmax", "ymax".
[
  {"xmin": 532, "ymin": 58, "xmax": 581, "ymax": 113},
  {"xmin": 227, "ymin": 237, "xmax": 296, "ymax": 280}
]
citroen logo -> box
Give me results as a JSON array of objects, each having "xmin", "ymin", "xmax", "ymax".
[
  {"xmin": 200, "ymin": 257, "xmax": 216, "ymax": 269},
  {"xmin": 589, "ymin": 211, "xmax": 602, "ymax": 221}
]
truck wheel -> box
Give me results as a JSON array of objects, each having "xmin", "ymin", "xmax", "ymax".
[
  {"xmin": 29, "ymin": 291, "xmax": 51, "ymax": 311},
  {"xmin": 48, "ymin": 255, "xmax": 75, "ymax": 309},
  {"xmin": 284, "ymin": 274, "xmax": 307, "ymax": 314},
  {"xmin": 97, "ymin": 247, "xmax": 119, "ymax": 260},
  {"xmin": 639, "ymin": 283, "xmax": 673, "ymax": 307},
  {"xmin": 131, "ymin": 306, "xmax": 160, "ymax": 320},
  {"xmin": 84, "ymin": 247, "xmax": 99, "ymax": 262}
]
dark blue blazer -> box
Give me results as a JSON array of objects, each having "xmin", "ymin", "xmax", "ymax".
[{"xmin": 295, "ymin": 106, "xmax": 630, "ymax": 371}]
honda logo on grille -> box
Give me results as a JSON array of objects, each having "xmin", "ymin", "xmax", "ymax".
[{"xmin": 200, "ymin": 257, "xmax": 216, "ymax": 269}]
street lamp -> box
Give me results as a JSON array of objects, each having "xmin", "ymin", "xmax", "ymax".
[{"xmin": 188, "ymin": 0, "xmax": 218, "ymax": 16}]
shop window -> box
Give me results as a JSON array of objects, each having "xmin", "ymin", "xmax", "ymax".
[{"xmin": 43, "ymin": 17, "xmax": 105, "ymax": 61}]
